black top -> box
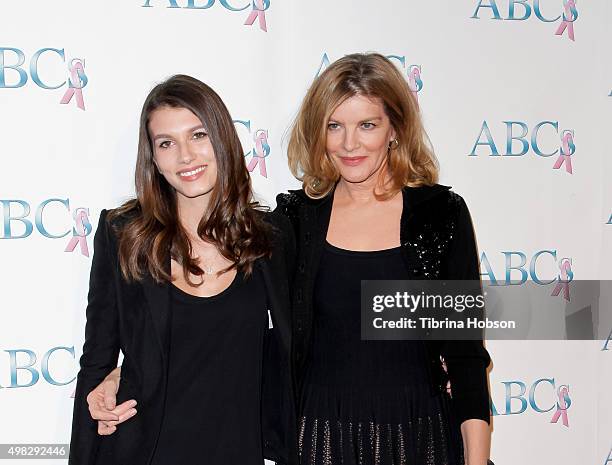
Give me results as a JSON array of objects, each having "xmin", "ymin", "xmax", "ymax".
[
  {"xmin": 274, "ymin": 185, "xmax": 491, "ymax": 425},
  {"xmin": 151, "ymin": 270, "xmax": 268, "ymax": 465},
  {"xmin": 299, "ymin": 243, "xmax": 463, "ymax": 464},
  {"xmin": 304, "ymin": 242, "xmax": 429, "ymax": 389}
]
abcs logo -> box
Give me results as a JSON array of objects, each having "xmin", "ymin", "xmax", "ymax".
[
  {"xmin": 142, "ymin": 0, "xmax": 270, "ymax": 32},
  {"xmin": 234, "ymin": 119, "xmax": 270, "ymax": 178},
  {"xmin": 471, "ymin": 0, "xmax": 578, "ymax": 41},
  {"xmin": 469, "ymin": 120, "xmax": 576, "ymax": 174},
  {"xmin": 481, "ymin": 251, "xmax": 573, "ymax": 301},
  {"xmin": 606, "ymin": 212, "xmax": 612, "ymax": 225},
  {"xmin": 490, "ymin": 378, "xmax": 572, "ymax": 427},
  {"xmin": 480, "ymin": 250, "xmax": 573, "ymax": 285},
  {"xmin": 0, "ymin": 346, "xmax": 76, "ymax": 388},
  {"xmin": 316, "ymin": 53, "xmax": 423, "ymax": 104},
  {"xmin": 0, "ymin": 48, "xmax": 88, "ymax": 110},
  {"xmin": 0, "ymin": 199, "xmax": 92, "ymax": 257}
]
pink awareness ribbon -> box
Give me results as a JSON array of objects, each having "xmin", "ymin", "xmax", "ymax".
[
  {"xmin": 408, "ymin": 66, "xmax": 421, "ymax": 104},
  {"xmin": 247, "ymin": 129, "xmax": 269, "ymax": 178},
  {"xmin": 550, "ymin": 385, "xmax": 570, "ymax": 427},
  {"xmin": 552, "ymin": 130, "xmax": 574, "ymax": 174},
  {"xmin": 64, "ymin": 209, "xmax": 90, "ymax": 257},
  {"xmin": 244, "ymin": 0, "xmax": 267, "ymax": 32},
  {"xmin": 60, "ymin": 60, "xmax": 86, "ymax": 111},
  {"xmin": 555, "ymin": 0, "xmax": 577, "ymax": 41},
  {"xmin": 551, "ymin": 258, "xmax": 572, "ymax": 301}
]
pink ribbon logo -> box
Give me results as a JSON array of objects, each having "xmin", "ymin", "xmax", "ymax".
[
  {"xmin": 407, "ymin": 65, "xmax": 422, "ymax": 105},
  {"xmin": 246, "ymin": 129, "xmax": 270, "ymax": 178},
  {"xmin": 551, "ymin": 258, "xmax": 572, "ymax": 301},
  {"xmin": 555, "ymin": 0, "xmax": 577, "ymax": 42},
  {"xmin": 244, "ymin": 0, "xmax": 268, "ymax": 32},
  {"xmin": 550, "ymin": 385, "xmax": 570, "ymax": 427},
  {"xmin": 552, "ymin": 129, "xmax": 574, "ymax": 174},
  {"xmin": 64, "ymin": 208, "xmax": 91, "ymax": 257},
  {"xmin": 60, "ymin": 59, "xmax": 86, "ymax": 111}
]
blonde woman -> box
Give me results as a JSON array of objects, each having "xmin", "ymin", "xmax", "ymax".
[{"xmin": 275, "ymin": 53, "xmax": 491, "ymax": 465}]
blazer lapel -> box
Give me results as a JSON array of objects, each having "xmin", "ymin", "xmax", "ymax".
[
  {"xmin": 141, "ymin": 274, "xmax": 172, "ymax": 368},
  {"xmin": 259, "ymin": 259, "xmax": 292, "ymax": 354},
  {"xmin": 295, "ymin": 192, "xmax": 332, "ymax": 374}
]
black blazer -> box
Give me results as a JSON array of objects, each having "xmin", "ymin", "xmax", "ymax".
[
  {"xmin": 69, "ymin": 209, "xmax": 298, "ymax": 465},
  {"xmin": 275, "ymin": 184, "xmax": 491, "ymax": 425}
]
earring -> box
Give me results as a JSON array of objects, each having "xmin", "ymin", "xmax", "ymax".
[{"xmin": 388, "ymin": 139, "xmax": 400, "ymax": 150}]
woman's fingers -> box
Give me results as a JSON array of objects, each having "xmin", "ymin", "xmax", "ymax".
[
  {"xmin": 89, "ymin": 403, "xmax": 120, "ymax": 421},
  {"xmin": 97, "ymin": 423, "xmax": 117, "ymax": 436},
  {"xmin": 85, "ymin": 368, "xmax": 137, "ymax": 436},
  {"xmin": 97, "ymin": 406, "xmax": 138, "ymax": 436},
  {"xmin": 86, "ymin": 379, "xmax": 118, "ymax": 419},
  {"xmin": 88, "ymin": 392, "xmax": 119, "ymax": 421},
  {"xmin": 90, "ymin": 399, "xmax": 137, "ymax": 422},
  {"xmin": 111, "ymin": 402, "xmax": 138, "ymax": 423},
  {"xmin": 101, "ymin": 407, "xmax": 138, "ymax": 427}
]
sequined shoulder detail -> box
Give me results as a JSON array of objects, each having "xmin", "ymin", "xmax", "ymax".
[
  {"xmin": 275, "ymin": 191, "xmax": 303, "ymax": 214},
  {"xmin": 275, "ymin": 190, "xmax": 306, "ymax": 235},
  {"xmin": 401, "ymin": 190, "xmax": 465, "ymax": 279}
]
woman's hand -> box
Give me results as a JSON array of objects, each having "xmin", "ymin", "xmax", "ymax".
[{"xmin": 86, "ymin": 366, "xmax": 137, "ymax": 435}]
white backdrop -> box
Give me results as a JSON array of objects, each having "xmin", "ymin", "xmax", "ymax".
[{"xmin": 0, "ymin": 1, "xmax": 609, "ymax": 464}]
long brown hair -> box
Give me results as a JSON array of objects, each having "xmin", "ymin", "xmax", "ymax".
[
  {"xmin": 288, "ymin": 53, "xmax": 439, "ymax": 199},
  {"xmin": 109, "ymin": 74, "xmax": 271, "ymax": 284}
]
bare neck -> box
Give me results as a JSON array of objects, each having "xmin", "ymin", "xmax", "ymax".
[
  {"xmin": 177, "ymin": 194, "xmax": 211, "ymax": 236},
  {"xmin": 335, "ymin": 171, "xmax": 392, "ymax": 205}
]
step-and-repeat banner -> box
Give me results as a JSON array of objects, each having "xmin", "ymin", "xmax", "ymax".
[{"xmin": 0, "ymin": 1, "xmax": 609, "ymax": 464}]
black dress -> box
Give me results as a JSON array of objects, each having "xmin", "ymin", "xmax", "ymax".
[
  {"xmin": 299, "ymin": 242, "xmax": 463, "ymax": 465},
  {"xmin": 151, "ymin": 270, "xmax": 268, "ymax": 465}
]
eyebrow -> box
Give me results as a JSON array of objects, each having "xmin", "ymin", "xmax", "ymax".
[
  {"xmin": 152, "ymin": 125, "xmax": 206, "ymax": 140},
  {"xmin": 328, "ymin": 117, "xmax": 383, "ymax": 123}
]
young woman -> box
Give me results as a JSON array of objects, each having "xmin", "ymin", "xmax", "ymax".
[
  {"xmin": 86, "ymin": 54, "xmax": 492, "ymax": 465},
  {"xmin": 69, "ymin": 75, "xmax": 296, "ymax": 465}
]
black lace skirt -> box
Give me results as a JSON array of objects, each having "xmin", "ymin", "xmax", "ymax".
[{"xmin": 298, "ymin": 383, "xmax": 463, "ymax": 465}]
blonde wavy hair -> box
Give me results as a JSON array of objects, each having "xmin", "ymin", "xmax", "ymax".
[{"xmin": 288, "ymin": 53, "xmax": 439, "ymax": 199}]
